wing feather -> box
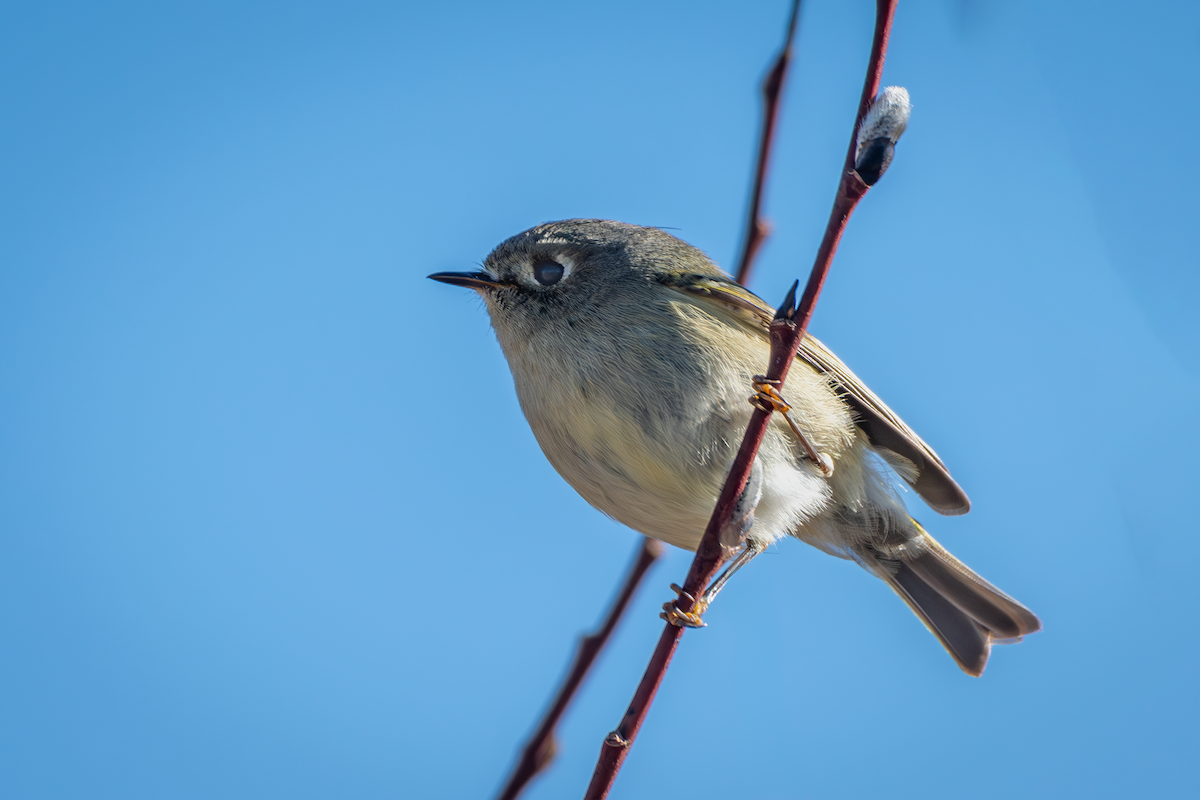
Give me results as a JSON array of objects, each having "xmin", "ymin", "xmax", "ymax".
[{"xmin": 662, "ymin": 274, "xmax": 970, "ymax": 515}]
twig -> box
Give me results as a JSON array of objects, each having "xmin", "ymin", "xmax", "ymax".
[
  {"xmin": 797, "ymin": 0, "xmax": 896, "ymax": 332},
  {"xmin": 494, "ymin": 5, "xmax": 813, "ymax": 797},
  {"xmin": 582, "ymin": 1, "xmax": 898, "ymax": 797},
  {"xmin": 494, "ymin": 537, "xmax": 663, "ymax": 800},
  {"xmin": 584, "ymin": 282, "xmax": 806, "ymax": 800},
  {"xmin": 734, "ymin": 0, "xmax": 803, "ymax": 286}
]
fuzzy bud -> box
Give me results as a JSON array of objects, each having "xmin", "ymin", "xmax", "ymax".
[{"xmin": 854, "ymin": 86, "xmax": 911, "ymax": 185}]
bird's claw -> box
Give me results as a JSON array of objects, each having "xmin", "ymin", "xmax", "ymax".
[
  {"xmin": 748, "ymin": 375, "xmax": 834, "ymax": 476},
  {"xmin": 660, "ymin": 583, "xmax": 709, "ymax": 628},
  {"xmin": 749, "ymin": 376, "xmax": 790, "ymax": 414}
]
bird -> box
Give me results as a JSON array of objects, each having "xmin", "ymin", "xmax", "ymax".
[{"xmin": 429, "ymin": 219, "xmax": 1040, "ymax": 676}]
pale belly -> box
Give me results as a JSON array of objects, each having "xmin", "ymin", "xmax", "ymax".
[
  {"xmin": 498, "ymin": 295, "xmax": 856, "ymax": 551},
  {"xmin": 520, "ymin": 374, "xmax": 835, "ymax": 551}
]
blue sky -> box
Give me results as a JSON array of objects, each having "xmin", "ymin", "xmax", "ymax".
[{"xmin": 2, "ymin": 1, "xmax": 1197, "ymax": 798}]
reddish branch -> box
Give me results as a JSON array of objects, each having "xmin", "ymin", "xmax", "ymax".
[
  {"xmin": 734, "ymin": 0, "xmax": 803, "ymax": 286},
  {"xmin": 582, "ymin": 1, "xmax": 899, "ymax": 798},
  {"xmin": 492, "ymin": 5, "xmax": 811, "ymax": 798},
  {"xmin": 494, "ymin": 538, "xmax": 662, "ymax": 800},
  {"xmin": 582, "ymin": 283, "xmax": 807, "ymax": 800},
  {"xmin": 490, "ymin": 5, "xmax": 811, "ymax": 798},
  {"xmin": 796, "ymin": 0, "xmax": 895, "ymax": 332}
]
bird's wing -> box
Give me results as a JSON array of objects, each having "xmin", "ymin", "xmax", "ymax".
[{"xmin": 661, "ymin": 274, "xmax": 970, "ymax": 515}]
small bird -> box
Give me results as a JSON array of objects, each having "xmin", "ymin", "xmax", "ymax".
[{"xmin": 430, "ymin": 219, "xmax": 1040, "ymax": 675}]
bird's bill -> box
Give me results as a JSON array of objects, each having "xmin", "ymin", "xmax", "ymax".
[{"xmin": 427, "ymin": 271, "xmax": 503, "ymax": 290}]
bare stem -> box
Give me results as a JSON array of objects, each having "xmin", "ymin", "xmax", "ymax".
[
  {"xmin": 582, "ymin": 1, "xmax": 898, "ymax": 797},
  {"xmin": 583, "ymin": 283, "xmax": 807, "ymax": 800},
  {"xmin": 796, "ymin": 0, "xmax": 896, "ymax": 332},
  {"xmin": 734, "ymin": 0, "xmax": 803, "ymax": 287},
  {"xmin": 494, "ymin": 537, "xmax": 663, "ymax": 800}
]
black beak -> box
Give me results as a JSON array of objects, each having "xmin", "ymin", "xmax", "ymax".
[{"xmin": 428, "ymin": 271, "xmax": 504, "ymax": 290}]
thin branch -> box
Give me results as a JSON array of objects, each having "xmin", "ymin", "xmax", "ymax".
[
  {"xmin": 734, "ymin": 0, "xmax": 803, "ymax": 287},
  {"xmin": 493, "ymin": 6, "xmax": 815, "ymax": 798},
  {"xmin": 795, "ymin": 0, "xmax": 894, "ymax": 331},
  {"xmin": 494, "ymin": 537, "xmax": 663, "ymax": 800},
  {"xmin": 582, "ymin": 1, "xmax": 899, "ymax": 797},
  {"xmin": 583, "ymin": 282, "xmax": 806, "ymax": 800}
]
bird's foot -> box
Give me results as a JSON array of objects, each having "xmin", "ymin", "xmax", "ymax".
[
  {"xmin": 749, "ymin": 375, "xmax": 834, "ymax": 476},
  {"xmin": 660, "ymin": 583, "xmax": 709, "ymax": 628}
]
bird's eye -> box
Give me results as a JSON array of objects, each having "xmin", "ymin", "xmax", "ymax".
[{"xmin": 532, "ymin": 259, "xmax": 565, "ymax": 286}]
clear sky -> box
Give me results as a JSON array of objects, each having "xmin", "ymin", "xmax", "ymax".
[{"xmin": 2, "ymin": 1, "xmax": 1197, "ymax": 798}]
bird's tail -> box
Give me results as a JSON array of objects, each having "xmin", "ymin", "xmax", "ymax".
[{"xmin": 861, "ymin": 519, "xmax": 1041, "ymax": 676}]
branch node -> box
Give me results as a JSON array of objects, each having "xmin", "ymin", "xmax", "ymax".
[
  {"xmin": 774, "ymin": 279, "xmax": 800, "ymax": 322},
  {"xmin": 603, "ymin": 732, "xmax": 630, "ymax": 749}
]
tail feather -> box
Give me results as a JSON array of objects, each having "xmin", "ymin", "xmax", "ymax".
[
  {"xmin": 869, "ymin": 519, "xmax": 1041, "ymax": 677},
  {"xmin": 889, "ymin": 561, "xmax": 992, "ymax": 676},
  {"xmin": 904, "ymin": 528, "xmax": 1042, "ymax": 642}
]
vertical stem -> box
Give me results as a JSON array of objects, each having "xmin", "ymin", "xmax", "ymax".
[
  {"xmin": 494, "ymin": 538, "xmax": 663, "ymax": 800},
  {"xmin": 580, "ymin": 1, "xmax": 899, "ymax": 797},
  {"xmin": 734, "ymin": 0, "xmax": 803, "ymax": 286}
]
